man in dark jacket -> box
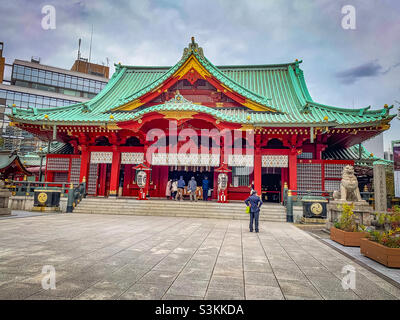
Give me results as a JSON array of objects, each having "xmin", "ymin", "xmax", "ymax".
[
  {"xmin": 244, "ymin": 190, "xmax": 262, "ymax": 233},
  {"xmin": 202, "ymin": 176, "xmax": 209, "ymax": 201},
  {"xmin": 177, "ymin": 176, "xmax": 185, "ymax": 201}
]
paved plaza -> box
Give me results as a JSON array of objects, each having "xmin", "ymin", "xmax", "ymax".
[{"xmin": 0, "ymin": 213, "xmax": 400, "ymax": 300}]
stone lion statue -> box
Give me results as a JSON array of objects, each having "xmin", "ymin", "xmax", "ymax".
[{"xmin": 333, "ymin": 165, "xmax": 363, "ymax": 202}]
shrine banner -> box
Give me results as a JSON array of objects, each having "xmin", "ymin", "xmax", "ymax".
[
  {"xmin": 394, "ymin": 143, "xmax": 400, "ymax": 198},
  {"xmin": 395, "ymin": 171, "xmax": 400, "ymax": 198},
  {"xmin": 394, "ymin": 144, "xmax": 400, "ymax": 171}
]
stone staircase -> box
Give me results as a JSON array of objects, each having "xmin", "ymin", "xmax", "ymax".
[{"xmin": 73, "ymin": 197, "xmax": 287, "ymax": 222}]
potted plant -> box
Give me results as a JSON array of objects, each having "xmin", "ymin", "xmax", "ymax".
[
  {"xmin": 361, "ymin": 206, "xmax": 400, "ymax": 268},
  {"xmin": 330, "ymin": 203, "xmax": 368, "ymax": 246}
]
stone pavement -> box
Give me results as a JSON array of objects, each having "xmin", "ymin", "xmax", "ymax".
[
  {"xmin": 322, "ymin": 238, "xmax": 400, "ymax": 286},
  {"xmin": 0, "ymin": 213, "xmax": 399, "ymax": 300},
  {"xmin": 0, "ymin": 210, "xmax": 60, "ymax": 220}
]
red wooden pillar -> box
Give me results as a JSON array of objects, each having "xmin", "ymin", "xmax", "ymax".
[
  {"xmin": 288, "ymin": 148, "xmax": 297, "ymax": 191},
  {"xmin": 109, "ymin": 146, "xmax": 121, "ymax": 197},
  {"xmin": 254, "ymin": 134, "xmax": 262, "ymax": 195},
  {"xmin": 98, "ymin": 164, "xmax": 107, "ymax": 196},
  {"xmin": 315, "ymin": 144, "xmax": 324, "ymax": 160},
  {"xmin": 79, "ymin": 145, "xmax": 89, "ymax": 183}
]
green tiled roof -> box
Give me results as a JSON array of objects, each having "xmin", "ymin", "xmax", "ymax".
[
  {"xmin": 9, "ymin": 42, "xmax": 395, "ymax": 127},
  {"xmin": 323, "ymin": 144, "xmax": 393, "ymax": 166}
]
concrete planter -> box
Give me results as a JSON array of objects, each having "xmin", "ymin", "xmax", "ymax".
[
  {"xmin": 330, "ymin": 227, "xmax": 368, "ymax": 247},
  {"xmin": 360, "ymin": 238, "xmax": 400, "ymax": 268}
]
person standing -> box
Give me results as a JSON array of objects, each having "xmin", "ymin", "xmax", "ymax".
[
  {"xmin": 202, "ymin": 176, "xmax": 209, "ymax": 201},
  {"xmin": 177, "ymin": 176, "xmax": 185, "ymax": 201},
  {"xmin": 188, "ymin": 176, "xmax": 197, "ymax": 202},
  {"xmin": 244, "ymin": 190, "xmax": 263, "ymax": 233},
  {"xmin": 165, "ymin": 179, "xmax": 172, "ymax": 199},
  {"xmin": 171, "ymin": 179, "xmax": 178, "ymax": 200}
]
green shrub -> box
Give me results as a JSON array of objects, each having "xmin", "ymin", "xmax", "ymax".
[{"xmin": 334, "ymin": 203, "xmax": 364, "ymax": 232}]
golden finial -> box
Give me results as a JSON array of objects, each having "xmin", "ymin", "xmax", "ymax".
[
  {"xmin": 384, "ymin": 104, "xmax": 388, "ymax": 108},
  {"xmin": 284, "ymin": 182, "xmax": 288, "ymax": 189},
  {"xmin": 246, "ymin": 115, "xmax": 251, "ymax": 121},
  {"xmin": 370, "ymin": 153, "xmax": 374, "ymax": 157},
  {"xmin": 109, "ymin": 115, "xmax": 114, "ymax": 120},
  {"xmin": 323, "ymin": 116, "xmax": 328, "ymax": 122},
  {"xmin": 288, "ymin": 190, "xmax": 292, "ymax": 197},
  {"xmin": 44, "ymin": 114, "xmax": 49, "ymax": 119}
]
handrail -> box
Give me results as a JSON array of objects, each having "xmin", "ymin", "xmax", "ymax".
[
  {"xmin": 5, "ymin": 180, "xmax": 69, "ymax": 197},
  {"xmin": 66, "ymin": 182, "xmax": 87, "ymax": 213},
  {"xmin": 6, "ymin": 179, "xmax": 86, "ymax": 212},
  {"xmin": 282, "ymin": 188, "xmax": 374, "ymax": 206}
]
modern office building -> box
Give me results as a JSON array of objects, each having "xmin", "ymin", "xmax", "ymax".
[{"xmin": 0, "ymin": 42, "xmax": 109, "ymax": 154}]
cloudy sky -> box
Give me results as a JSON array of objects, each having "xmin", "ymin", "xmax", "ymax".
[{"xmin": 1, "ymin": 0, "xmax": 399, "ymax": 151}]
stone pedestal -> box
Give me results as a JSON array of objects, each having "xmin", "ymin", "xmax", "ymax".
[
  {"xmin": 0, "ymin": 181, "xmax": 11, "ymax": 216},
  {"xmin": 326, "ymin": 200, "xmax": 373, "ymax": 229}
]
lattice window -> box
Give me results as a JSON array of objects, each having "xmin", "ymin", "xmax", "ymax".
[
  {"xmin": 262, "ymin": 155, "xmax": 288, "ymax": 167},
  {"xmin": 121, "ymin": 152, "xmax": 144, "ymax": 164},
  {"xmin": 90, "ymin": 152, "xmax": 113, "ymax": 164},
  {"xmin": 47, "ymin": 157, "xmax": 69, "ymax": 171},
  {"xmin": 87, "ymin": 163, "xmax": 98, "ymax": 195},
  {"xmin": 297, "ymin": 163, "xmax": 322, "ymax": 191},
  {"xmin": 53, "ymin": 172, "xmax": 68, "ymax": 183},
  {"xmin": 325, "ymin": 163, "xmax": 347, "ymax": 178},
  {"xmin": 70, "ymin": 157, "xmax": 81, "ymax": 185},
  {"xmin": 228, "ymin": 154, "xmax": 254, "ymax": 167},
  {"xmin": 151, "ymin": 153, "xmax": 219, "ymax": 166},
  {"xmin": 232, "ymin": 166, "xmax": 250, "ymax": 187},
  {"xmin": 325, "ymin": 180, "xmax": 341, "ymax": 192},
  {"xmin": 297, "ymin": 152, "xmax": 313, "ymax": 159}
]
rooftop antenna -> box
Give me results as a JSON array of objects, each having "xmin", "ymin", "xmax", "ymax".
[
  {"xmin": 77, "ymin": 38, "xmax": 82, "ymax": 72},
  {"xmin": 77, "ymin": 38, "xmax": 82, "ymax": 60},
  {"xmin": 88, "ymin": 24, "xmax": 93, "ymax": 74}
]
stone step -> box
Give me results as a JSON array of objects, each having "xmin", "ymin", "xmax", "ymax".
[
  {"xmin": 73, "ymin": 207, "xmax": 285, "ymax": 216},
  {"xmin": 78, "ymin": 200, "xmax": 284, "ymax": 209},
  {"xmin": 73, "ymin": 209, "xmax": 286, "ymax": 221},
  {"xmin": 81, "ymin": 198, "xmax": 283, "ymax": 208},
  {"xmin": 73, "ymin": 198, "xmax": 287, "ymax": 222},
  {"xmin": 75, "ymin": 204, "xmax": 285, "ymax": 213}
]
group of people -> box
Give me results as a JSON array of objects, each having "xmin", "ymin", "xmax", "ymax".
[
  {"xmin": 165, "ymin": 176, "xmax": 210, "ymax": 202},
  {"xmin": 166, "ymin": 175, "xmax": 263, "ymax": 233}
]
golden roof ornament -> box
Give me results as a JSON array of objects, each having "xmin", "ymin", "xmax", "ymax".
[
  {"xmin": 165, "ymin": 90, "xmax": 192, "ymax": 105},
  {"xmin": 182, "ymin": 37, "xmax": 204, "ymax": 59}
]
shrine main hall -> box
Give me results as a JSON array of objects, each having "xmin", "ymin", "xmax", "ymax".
[{"xmin": 8, "ymin": 38, "xmax": 395, "ymax": 202}]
